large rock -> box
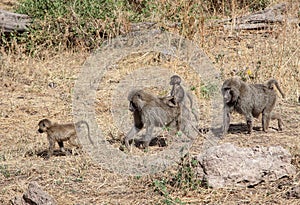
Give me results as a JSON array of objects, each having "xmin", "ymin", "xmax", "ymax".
[
  {"xmin": 197, "ymin": 143, "xmax": 296, "ymax": 188},
  {"xmin": 11, "ymin": 181, "xmax": 57, "ymax": 205}
]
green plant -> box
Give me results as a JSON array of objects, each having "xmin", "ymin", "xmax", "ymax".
[
  {"xmin": 249, "ymin": 0, "xmax": 270, "ymax": 12},
  {"xmin": 0, "ymin": 165, "xmax": 10, "ymax": 178},
  {"xmin": 169, "ymin": 154, "xmax": 203, "ymax": 191},
  {"xmin": 152, "ymin": 154, "xmax": 204, "ymax": 204},
  {"xmin": 8, "ymin": 0, "xmax": 139, "ymax": 53},
  {"xmin": 200, "ymin": 82, "xmax": 218, "ymax": 99},
  {"xmin": 153, "ymin": 179, "xmax": 186, "ymax": 204}
]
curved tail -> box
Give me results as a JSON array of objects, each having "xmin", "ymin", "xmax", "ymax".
[
  {"xmin": 186, "ymin": 92, "xmax": 199, "ymax": 122},
  {"xmin": 76, "ymin": 120, "xmax": 94, "ymax": 147},
  {"xmin": 267, "ymin": 79, "xmax": 285, "ymax": 98}
]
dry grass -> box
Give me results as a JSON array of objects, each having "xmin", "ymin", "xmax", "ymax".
[{"xmin": 1, "ymin": 0, "xmax": 300, "ymax": 204}]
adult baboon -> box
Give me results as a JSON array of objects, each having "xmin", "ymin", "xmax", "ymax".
[
  {"xmin": 37, "ymin": 119, "xmax": 90, "ymax": 158},
  {"xmin": 222, "ymin": 77, "xmax": 285, "ymax": 135},
  {"xmin": 124, "ymin": 89, "xmax": 181, "ymax": 150}
]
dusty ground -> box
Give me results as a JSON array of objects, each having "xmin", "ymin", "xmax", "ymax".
[{"xmin": 1, "ymin": 1, "xmax": 300, "ymax": 204}]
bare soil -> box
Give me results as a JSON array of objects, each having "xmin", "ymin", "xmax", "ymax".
[{"xmin": 1, "ymin": 1, "xmax": 300, "ymax": 204}]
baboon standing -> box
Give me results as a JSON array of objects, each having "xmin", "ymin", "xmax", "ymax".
[
  {"xmin": 221, "ymin": 77, "xmax": 285, "ymax": 135},
  {"xmin": 37, "ymin": 119, "xmax": 90, "ymax": 158}
]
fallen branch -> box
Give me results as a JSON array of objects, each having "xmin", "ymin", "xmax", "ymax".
[
  {"xmin": 0, "ymin": 9, "xmax": 31, "ymax": 33},
  {"xmin": 209, "ymin": 2, "xmax": 298, "ymax": 30}
]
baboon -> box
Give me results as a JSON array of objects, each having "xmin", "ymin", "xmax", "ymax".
[
  {"xmin": 169, "ymin": 75, "xmax": 199, "ymax": 122},
  {"xmin": 222, "ymin": 77, "xmax": 285, "ymax": 135},
  {"xmin": 124, "ymin": 89, "xmax": 181, "ymax": 150},
  {"xmin": 37, "ymin": 119, "xmax": 90, "ymax": 158}
]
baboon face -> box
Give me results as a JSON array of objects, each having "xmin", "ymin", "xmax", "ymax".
[
  {"xmin": 222, "ymin": 87, "xmax": 231, "ymax": 103},
  {"xmin": 170, "ymin": 75, "xmax": 181, "ymax": 85},
  {"xmin": 128, "ymin": 90, "xmax": 144, "ymax": 112},
  {"xmin": 129, "ymin": 100, "xmax": 138, "ymax": 112},
  {"xmin": 125, "ymin": 89, "xmax": 182, "ymax": 150},
  {"xmin": 38, "ymin": 119, "xmax": 51, "ymax": 133},
  {"xmin": 221, "ymin": 79, "xmax": 241, "ymax": 104}
]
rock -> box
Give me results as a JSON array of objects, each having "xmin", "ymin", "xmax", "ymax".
[
  {"xmin": 11, "ymin": 181, "xmax": 57, "ymax": 205},
  {"xmin": 197, "ymin": 143, "xmax": 296, "ymax": 188}
]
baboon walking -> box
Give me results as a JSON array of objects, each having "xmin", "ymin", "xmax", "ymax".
[
  {"xmin": 37, "ymin": 119, "xmax": 90, "ymax": 158},
  {"xmin": 124, "ymin": 89, "xmax": 181, "ymax": 150},
  {"xmin": 221, "ymin": 77, "xmax": 285, "ymax": 135}
]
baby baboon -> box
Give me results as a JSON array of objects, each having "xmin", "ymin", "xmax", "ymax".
[
  {"xmin": 169, "ymin": 75, "xmax": 199, "ymax": 121},
  {"xmin": 125, "ymin": 89, "xmax": 181, "ymax": 150},
  {"xmin": 37, "ymin": 119, "xmax": 90, "ymax": 158},
  {"xmin": 170, "ymin": 75, "xmax": 185, "ymax": 106},
  {"xmin": 222, "ymin": 77, "xmax": 285, "ymax": 135}
]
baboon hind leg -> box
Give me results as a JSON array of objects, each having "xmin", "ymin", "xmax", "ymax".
[
  {"xmin": 271, "ymin": 113, "xmax": 284, "ymax": 131},
  {"xmin": 68, "ymin": 134, "xmax": 82, "ymax": 155},
  {"xmin": 57, "ymin": 141, "xmax": 65, "ymax": 153}
]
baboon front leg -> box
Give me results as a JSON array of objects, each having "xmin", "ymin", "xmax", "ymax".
[
  {"xmin": 222, "ymin": 106, "xmax": 231, "ymax": 135},
  {"xmin": 48, "ymin": 138, "xmax": 55, "ymax": 159},
  {"xmin": 141, "ymin": 125, "xmax": 155, "ymax": 149},
  {"xmin": 125, "ymin": 126, "xmax": 141, "ymax": 150},
  {"xmin": 262, "ymin": 112, "xmax": 271, "ymax": 132},
  {"xmin": 246, "ymin": 114, "xmax": 253, "ymax": 134}
]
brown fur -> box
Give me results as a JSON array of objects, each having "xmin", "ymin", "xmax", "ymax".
[
  {"xmin": 169, "ymin": 75, "xmax": 199, "ymax": 122},
  {"xmin": 222, "ymin": 78, "xmax": 285, "ymax": 135},
  {"xmin": 38, "ymin": 119, "xmax": 90, "ymax": 158},
  {"xmin": 124, "ymin": 89, "xmax": 180, "ymax": 150}
]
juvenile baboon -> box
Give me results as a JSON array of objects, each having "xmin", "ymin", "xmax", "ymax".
[
  {"xmin": 169, "ymin": 75, "xmax": 199, "ymax": 122},
  {"xmin": 37, "ymin": 119, "xmax": 90, "ymax": 158},
  {"xmin": 222, "ymin": 77, "xmax": 285, "ymax": 135},
  {"xmin": 124, "ymin": 89, "xmax": 181, "ymax": 150}
]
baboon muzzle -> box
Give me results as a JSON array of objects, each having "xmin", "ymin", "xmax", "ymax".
[{"xmin": 129, "ymin": 101, "xmax": 138, "ymax": 112}]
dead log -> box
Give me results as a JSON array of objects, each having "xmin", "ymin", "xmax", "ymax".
[
  {"xmin": 0, "ymin": 9, "xmax": 31, "ymax": 33},
  {"xmin": 224, "ymin": 2, "xmax": 287, "ymax": 30},
  {"xmin": 209, "ymin": 2, "xmax": 298, "ymax": 30}
]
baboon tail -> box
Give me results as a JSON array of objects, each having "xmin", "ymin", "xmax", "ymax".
[
  {"xmin": 267, "ymin": 79, "xmax": 285, "ymax": 98},
  {"xmin": 186, "ymin": 92, "xmax": 199, "ymax": 122},
  {"xmin": 76, "ymin": 120, "xmax": 94, "ymax": 147}
]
